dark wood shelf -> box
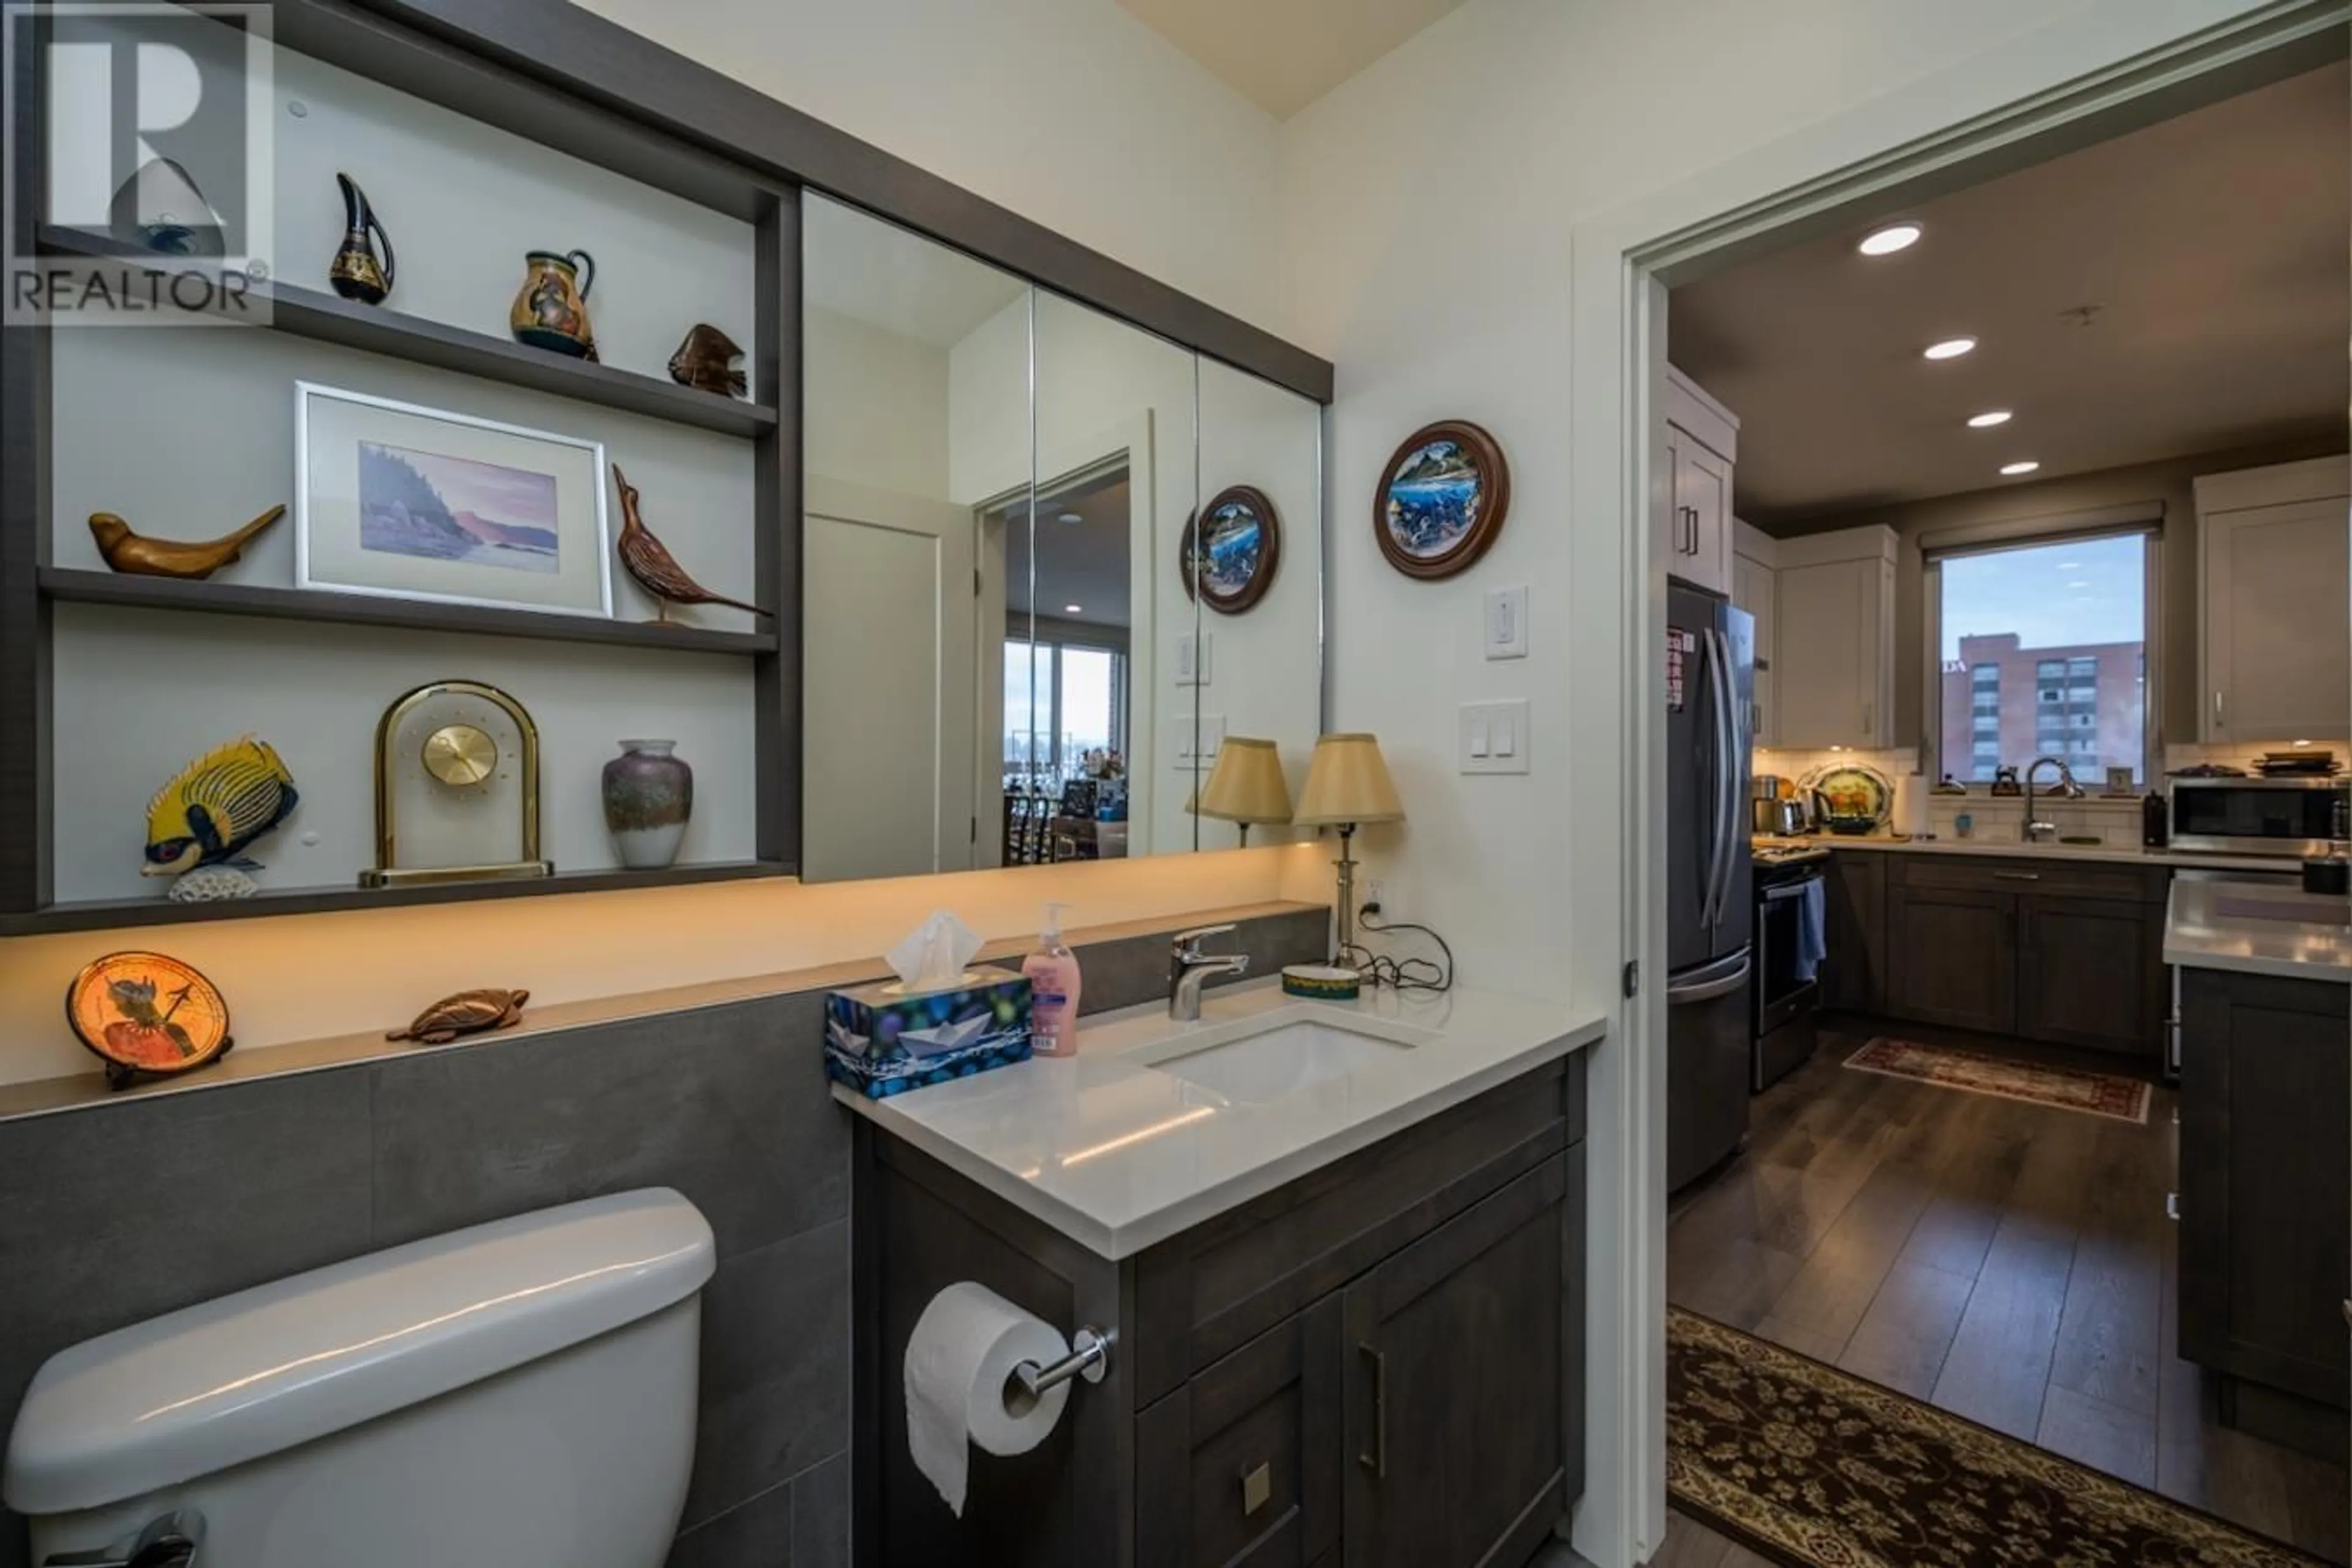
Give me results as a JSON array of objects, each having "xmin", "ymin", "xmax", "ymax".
[
  {"xmin": 37, "ymin": 226, "xmax": 777, "ymax": 438},
  {"xmin": 40, "ymin": 567, "xmax": 776, "ymax": 654},
  {"xmin": 2, "ymin": 861, "xmax": 794, "ymax": 935}
]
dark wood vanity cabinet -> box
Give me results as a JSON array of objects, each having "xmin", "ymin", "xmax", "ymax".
[
  {"xmin": 1851, "ymin": 854, "xmax": 2169, "ymax": 1057},
  {"xmin": 853, "ymin": 1053, "xmax": 1588, "ymax": 1568},
  {"xmin": 2177, "ymin": 968, "xmax": 2351, "ymax": 1423}
]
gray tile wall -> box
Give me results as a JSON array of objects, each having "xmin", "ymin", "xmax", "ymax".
[{"xmin": 0, "ymin": 905, "xmax": 1325, "ymax": 1568}]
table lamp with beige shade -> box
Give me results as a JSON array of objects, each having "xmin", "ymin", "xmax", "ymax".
[
  {"xmin": 1193, "ymin": 737, "xmax": 1293, "ymax": 847},
  {"xmin": 1293, "ymin": 733, "xmax": 1404, "ymax": 962}
]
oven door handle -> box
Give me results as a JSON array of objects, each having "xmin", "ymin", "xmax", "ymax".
[{"xmin": 1760, "ymin": 880, "xmax": 1821, "ymax": 904}]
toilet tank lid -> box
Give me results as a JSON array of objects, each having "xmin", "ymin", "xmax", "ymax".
[{"xmin": 3, "ymin": 1186, "xmax": 714, "ymax": 1517}]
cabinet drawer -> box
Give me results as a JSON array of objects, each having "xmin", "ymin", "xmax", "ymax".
[
  {"xmin": 1131, "ymin": 1054, "xmax": 1585, "ymax": 1404},
  {"xmin": 1136, "ymin": 1299, "xmax": 1341, "ymax": 1568},
  {"xmin": 1891, "ymin": 854, "xmax": 2165, "ymax": 903}
]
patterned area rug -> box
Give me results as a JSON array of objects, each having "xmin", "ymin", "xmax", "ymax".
[
  {"xmin": 1667, "ymin": 1308, "xmax": 2330, "ymax": 1567},
  {"xmin": 1844, "ymin": 1037, "xmax": 2150, "ymax": 1123}
]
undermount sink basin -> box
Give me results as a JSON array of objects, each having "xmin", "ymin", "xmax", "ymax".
[{"xmin": 1144, "ymin": 1016, "xmax": 1429, "ymax": 1106}]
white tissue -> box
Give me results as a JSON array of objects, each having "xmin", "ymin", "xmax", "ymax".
[
  {"xmin": 886, "ymin": 909, "xmax": 985, "ymax": 994},
  {"xmin": 903, "ymin": 1282, "xmax": 1072, "ymax": 1516}
]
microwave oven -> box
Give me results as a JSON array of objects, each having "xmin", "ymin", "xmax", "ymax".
[{"xmin": 2169, "ymin": 775, "xmax": 2350, "ymax": 857}]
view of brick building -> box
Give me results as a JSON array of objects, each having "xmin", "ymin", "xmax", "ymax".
[{"xmin": 1939, "ymin": 633, "xmax": 2146, "ymax": 784}]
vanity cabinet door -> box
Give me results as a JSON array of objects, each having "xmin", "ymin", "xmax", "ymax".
[
  {"xmin": 1341, "ymin": 1156, "xmax": 1568, "ymax": 1568},
  {"xmin": 1137, "ymin": 1299, "xmax": 1343, "ymax": 1568}
]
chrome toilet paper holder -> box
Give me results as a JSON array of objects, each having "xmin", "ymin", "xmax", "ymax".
[{"xmin": 1006, "ymin": 1325, "xmax": 1112, "ymax": 1412}]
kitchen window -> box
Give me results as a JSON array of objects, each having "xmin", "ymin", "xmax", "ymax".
[{"xmin": 1927, "ymin": 527, "xmax": 2157, "ymax": 785}]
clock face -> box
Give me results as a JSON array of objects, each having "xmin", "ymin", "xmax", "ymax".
[
  {"xmin": 421, "ymin": 723, "xmax": 498, "ymax": 787},
  {"xmin": 66, "ymin": 951, "xmax": 232, "ymax": 1076}
]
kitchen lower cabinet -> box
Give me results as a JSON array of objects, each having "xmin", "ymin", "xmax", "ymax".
[
  {"xmin": 1848, "ymin": 854, "xmax": 2169, "ymax": 1058},
  {"xmin": 1886, "ymin": 884, "xmax": 2016, "ymax": 1035},
  {"xmin": 854, "ymin": 1054, "xmax": 1588, "ymax": 1568},
  {"xmin": 1820, "ymin": 850, "xmax": 1885, "ymax": 1014},
  {"xmin": 2177, "ymin": 967, "xmax": 2350, "ymax": 1434}
]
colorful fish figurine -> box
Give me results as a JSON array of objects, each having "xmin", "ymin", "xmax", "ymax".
[{"xmin": 142, "ymin": 737, "xmax": 300, "ymax": 879}]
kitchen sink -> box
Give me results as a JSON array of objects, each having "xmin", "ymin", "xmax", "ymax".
[{"xmin": 1144, "ymin": 1015, "xmax": 1431, "ymax": 1106}]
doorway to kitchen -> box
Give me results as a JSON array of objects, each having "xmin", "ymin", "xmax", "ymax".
[{"xmin": 1568, "ymin": 4, "xmax": 2352, "ymax": 1561}]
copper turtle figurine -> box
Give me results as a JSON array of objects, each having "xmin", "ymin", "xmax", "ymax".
[{"xmin": 386, "ymin": 987, "xmax": 530, "ymax": 1046}]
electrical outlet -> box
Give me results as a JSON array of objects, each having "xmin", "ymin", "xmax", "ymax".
[{"xmin": 1363, "ymin": 877, "xmax": 1386, "ymax": 914}]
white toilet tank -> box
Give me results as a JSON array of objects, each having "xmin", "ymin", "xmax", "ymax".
[{"xmin": 4, "ymin": 1187, "xmax": 715, "ymax": 1568}]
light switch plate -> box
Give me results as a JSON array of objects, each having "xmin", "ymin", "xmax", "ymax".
[
  {"xmin": 1459, "ymin": 699, "xmax": 1530, "ymax": 774},
  {"xmin": 1174, "ymin": 712, "xmax": 1226, "ymax": 769},
  {"xmin": 1175, "ymin": 633, "xmax": 1213, "ymax": 686},
  {"xmin": 1485, "ymin": 587, "xmax": 1528, "ymax": 660}
]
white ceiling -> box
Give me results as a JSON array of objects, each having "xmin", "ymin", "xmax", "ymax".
[
  {"xmin": 1117, "ymin": 0, "xmax": 1471, "ymax": 118},
  {"xmin": 1006, "ymin": 475, "xmax": 1134, "ymax": 629},
  {"xmin": 804, "ymin": 193, "xmax": 1027, "ymax": 349},
  {"xmin": 1668, "ymin": 59, "xmax": 2351, "ymax": 530}
]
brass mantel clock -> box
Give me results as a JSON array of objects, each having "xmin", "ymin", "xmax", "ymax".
[{"xmin": 361, "ymin": 680, "xmax": 554, "ymax": 888}]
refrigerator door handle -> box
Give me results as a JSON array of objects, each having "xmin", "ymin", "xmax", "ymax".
[
  {"xmin": 1704, "ymin": 628, "xmax": 1738, "ymax": 929},
  {"xmin": 1668, "ymin": 952, "xmax": 1752, "ymax": 1005},
  {"xmin": 1696, "ymin": 627, "xmax": 1725, "ymax": 928}
]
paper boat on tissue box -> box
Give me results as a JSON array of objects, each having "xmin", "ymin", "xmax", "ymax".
[{"xmin": 825, "ymin": 965, "xmax": 1033, "ymax": 1099}]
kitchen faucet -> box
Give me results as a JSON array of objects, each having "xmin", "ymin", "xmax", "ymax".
[
  {"xmin": 2022, "ymin": 755, "xmax": 2082, "ymax": 844},
  {"xmin": 1169, "ymin": 924, "xmax": 1250, "ymax": 1021}
]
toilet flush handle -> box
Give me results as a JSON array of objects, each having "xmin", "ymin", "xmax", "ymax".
[{"xmin": 42, "ymin": 1509, "xmax": 203, "ymax": 1568}]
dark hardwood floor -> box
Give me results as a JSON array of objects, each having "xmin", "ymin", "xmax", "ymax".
[
  {"xmin": 1528, "ymin": 1512, "xmax": 1776, "ymax": 1568},
  {"xmin": 1668, "ymin": 1030, "xmax": 2350, "ymax": 1563}
]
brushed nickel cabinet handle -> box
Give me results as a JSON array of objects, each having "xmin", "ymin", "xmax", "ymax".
[
  {"xmin": 1240, "ymin": 1461, "xmax": 1271, "ymax": 1516},
  {"xmin": 2166, "ymin": 1192, "xmax": 2180, "ymax": 1223},
  {"xmin": 1358, "ymin": 1341, "xmax": 1387, "ymax": 1480},
  {"xmin": 1994, "ymin": 870, "xmax": 2041, "ymax": 882}
]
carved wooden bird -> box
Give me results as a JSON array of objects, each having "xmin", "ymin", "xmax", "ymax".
[
  {"xmin": 611, "ymin": 464, "xmax": 763, "ymax": 622},
  {"xmin": 89, "ymin": 504, "xmax": 285, "ymax": 579}
]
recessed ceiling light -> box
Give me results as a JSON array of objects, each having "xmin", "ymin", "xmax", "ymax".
[
  {"xmin": 1858, "ymin": 223, "xmax": 1923, "ymax": 256},
  {"xmin": 1064, "ymin": 603, "xmax": 1084, "ymax": 614},
  {"xmin": 1999, "ymin": 461, "xmax": 2040, "ymax": 477},
  {"xmin": 1057, "ymin": 512, "xmax": 1084, "ymax": 526},
  {"xmin": 1923, "ymin": 337, "xmax": 1977, "ymax": 361},
  {"xmin": 1966, "ymin": 410, "xmax": 2013, "ymax": 428}
]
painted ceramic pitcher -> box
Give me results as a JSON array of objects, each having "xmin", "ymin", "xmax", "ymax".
[
  {"xmin": 328, "ymin": 172, "xmax": 395, "ymax": 304},
  {"xmin": 509, "ymin": 248, "xmax": 598, "ymax": 360}
]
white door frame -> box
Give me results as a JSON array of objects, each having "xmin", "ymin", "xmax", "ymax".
[{"xmin": 1562, "ymin": 4, "xmax": 2346, "ymax": 1561}]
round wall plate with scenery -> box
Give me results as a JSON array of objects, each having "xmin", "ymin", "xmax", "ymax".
[
  {"xmin": 1182, "ymin": 485, "xmax": 1281, "ymax": 613},
  {"xmin": 1376, "ymin": 420, "xmax": 1510, "ymax": 580},
  {"xmin": 65, "ymin": 951, "xmax": 234, "ymax": 1090}
]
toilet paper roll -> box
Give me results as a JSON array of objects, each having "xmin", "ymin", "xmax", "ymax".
[{"xmin": 903, "ymin": 1281, "xmax": 1072, "ymax": 1517}]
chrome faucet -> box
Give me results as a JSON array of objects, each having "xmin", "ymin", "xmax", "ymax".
[
  {"xmin": 1169, "ymin": 923, "xmax": 1249, "ymax": 1021},
  {"xmin": 2022, "ymin": 755, "xmax": 2081, "ymax": 844}
]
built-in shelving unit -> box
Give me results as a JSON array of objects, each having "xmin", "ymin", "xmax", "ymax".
[
  {"xmin": 39, "ymin": 227, "xmax": 780, "ymax": 438},
  {"xmin": 40, "ymin": 567, "xmax": 777, "ymax": 655},
  {"xmin": 1, "ymin": 860, "xmax": 794, "ymax": 937}
]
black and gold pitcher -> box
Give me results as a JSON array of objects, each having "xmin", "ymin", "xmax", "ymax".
[{"xmin": 327, "ymin": 172, "xmax": 394, "ymax": 305}]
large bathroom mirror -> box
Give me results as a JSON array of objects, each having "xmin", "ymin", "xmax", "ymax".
[{"xmin": 801, "ymin": 195, "xmax": 1323, "ymax": 881}]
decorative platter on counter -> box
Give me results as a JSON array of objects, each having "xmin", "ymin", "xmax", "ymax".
[{"xmin": 1804, "ymin": 763, "xmax": 1895, "ymax": 835}]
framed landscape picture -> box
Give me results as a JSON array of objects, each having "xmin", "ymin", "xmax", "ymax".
[
  {"xmin": 295, "ymin": 382, "xmax": 612, "ymax": 616},
  {"xmin": 1375, "ymin": 420, "xmax": 1510, "ymax": 580},
  {"xmin": 1182, "ymin": 485, "xmax": 1281, "ymax": 614}
]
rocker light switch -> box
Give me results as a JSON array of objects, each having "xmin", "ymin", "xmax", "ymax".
[{"xmin": 1460, "ymin": 700, "xmax": 1530, "ymax": 774}]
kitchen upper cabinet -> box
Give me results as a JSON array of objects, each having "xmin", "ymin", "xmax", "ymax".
[
  {"xmin": 1732, "ymin": 522, "xmax": 1776, "ymax": 747},
  {"xmin": 1662, "ymin": 366, "xmax": 1738, "ymax": 598},
  {"xmin": 1773, "ymin": 526, "xmax": 1898, "ymax": 750},
  {"xmin": 2195, "ymin": 457, "xmax": 2352, "ymax": 744}
]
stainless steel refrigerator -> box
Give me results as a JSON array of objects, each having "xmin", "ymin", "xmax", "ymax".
[{"xmin": 1665, "ymin": 585, "xmax": 1754, "ymax": 1193}]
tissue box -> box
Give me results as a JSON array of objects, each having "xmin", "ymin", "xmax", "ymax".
[{"xmin": 824, "ymin": 965, "xmax": 1034, "ymax": 1099}]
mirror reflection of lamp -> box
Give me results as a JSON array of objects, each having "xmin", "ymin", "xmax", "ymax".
[
  {"xmin": 1192, "ymin": 737, "xmax": 1292, "ymax": 848},
  {"xmin": 1292, "ymin": 734, "xmax": 1406, "ymax": 964}
]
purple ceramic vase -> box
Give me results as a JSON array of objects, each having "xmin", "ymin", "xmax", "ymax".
[{"xmin": 602, "ymin": 739, "xmax": 692, "ymax": 869}]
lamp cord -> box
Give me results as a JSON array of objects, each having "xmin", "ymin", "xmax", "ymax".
[{"xmin": 1338, "ymin": 904, "xmax": 1454, "ymax": 994}]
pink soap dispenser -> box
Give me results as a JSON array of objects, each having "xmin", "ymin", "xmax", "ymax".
[{"xmin": 1023, "ymin": 902, "xmax": 1082, "ymax": 1057}]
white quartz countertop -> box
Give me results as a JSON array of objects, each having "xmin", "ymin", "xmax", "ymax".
[
  {"xmin": 2163, "ymin": 880, "xmax": 2352, "ymax": 983},
  {"xmin": 831, "ymin": 979, "xmax": 1607, "ymax": 1259},
  {"xmin": 1760, "ymin": 835, "xmax": 2293, "ymax": 873}
]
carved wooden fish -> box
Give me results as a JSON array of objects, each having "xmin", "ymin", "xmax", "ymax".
[{"xmin": 668, "ymin": 322, "xmax": 746, "ymax": 398}]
